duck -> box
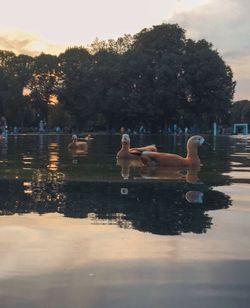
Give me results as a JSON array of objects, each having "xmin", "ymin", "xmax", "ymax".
[
  {"xmin": 140, "ymin": 135, "xmax": 205, "ymax": 167},
  {"xmin": 116, "ymin": 134, "xmax": 157, "ymax": 159},
  {"xmin": 83, "ymin": 134, "xmax": 94, "ymax": 141},
  {"xmin": 68, "ymin": 135, "xmax": 88, "ymax": 153}
]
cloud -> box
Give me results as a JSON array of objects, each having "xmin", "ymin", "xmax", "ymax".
[
  {"xmin": 169, "ymin": 0, "xmax": 250, "ymax": 100},
  {"xmin": 0, "ymin": 31, "xmax": 67, "ymax": 56},
  {"xmin": 0, "ymin": 32, "xmax": 39, "ymax": 56},
  {"xmin": 171, "ymin": 0, "xmax": 250, "ymax": 57}
]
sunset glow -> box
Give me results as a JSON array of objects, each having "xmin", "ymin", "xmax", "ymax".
[{"xmin": 0, "ymin": 0, "xmax": 249, "ymax": 100}]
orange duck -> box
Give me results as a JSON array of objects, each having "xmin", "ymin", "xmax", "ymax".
[
  {"xmin": 116, "ymin": 134, "xmax": 157, "ymax": 159},
  {"xmin": 140, "ymin": 135, "xmax": 206, "ymax": 167},
  {"xmin": 83, "ymin": 134, "xmax": 93, "ymax": 141},
  {"xmin": 68, "ymin": 135, "xmax": 88, "ymax": 154}
]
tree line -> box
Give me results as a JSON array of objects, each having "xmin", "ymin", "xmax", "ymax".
[{"xmin": 0, "ymin": 23, "xmax": 236, "ymax": 132}]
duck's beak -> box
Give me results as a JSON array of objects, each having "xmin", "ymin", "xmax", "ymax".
[{"xmin": 203, "ymin": 141, "xmax": 210, "ymax": 146}]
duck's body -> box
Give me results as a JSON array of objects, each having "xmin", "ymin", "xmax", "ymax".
[
  {"xmin": 141, "ymin": 135, "xmax": 205, "ymax": 167},
  {"xmin": 68, "ymin": 135, "xmax": 88, "ymax": 153},
  {"xmin": 116, "ymin": 134, "xmax": 157, "ymax": 159},
  {"xmin": 82, "ymin": 134, "xmax": 93, "ymax": 141},
  {"xmin": 68, "ymin": 140, "xmax": 88, "ymax": 151}
]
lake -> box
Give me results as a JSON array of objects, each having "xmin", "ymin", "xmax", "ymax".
[{"xmin": 0, "ymin": 134, "xmax": 249, "ymax": 308}]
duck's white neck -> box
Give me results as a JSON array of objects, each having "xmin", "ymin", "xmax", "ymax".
[
  {"xmin": 187, "ymin": 146, "xmax": 198, "ymax": 158},
  {"xmin": 121, "ymin": 143, "xmax": 130, "ymax": 151},
  {"xmin": 117, "ymin": 142, "xmax": 131, "ymax": 158}
]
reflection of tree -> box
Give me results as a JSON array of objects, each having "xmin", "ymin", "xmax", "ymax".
[
  {"xmin": 21, "ymin": 139, "xmax": 66, "ymax": 208},
  {"xmin": 200, "ymin": 136, "xmax": 233, "ymax": 186},
  {"xmin": 63, "ymin": 182, "xmax": 231, "ymax": 235},
  {"xmin": 0, "ymin": 180, "xmax": 231, "ymax": 235},
  {"xmin": 0, "ymin": 137, "xmax": 8, "ymax": 157},
  {"xmin": 24, "ymin": 169, "xmax": 66, "ymax": 204}
]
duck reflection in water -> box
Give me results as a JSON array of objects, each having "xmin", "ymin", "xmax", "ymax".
[
  {"xmin": 185, "ymin": 191, "xmax": 204, "ymax": 203},
  {"xmin": 140, "ymin": 165, "xmax": 201, "ymax": 184},
  {"xmin": 116, "ymin": 157, "xmax": 144, "ymax": 180},
  {"xmin": 117, "ymin": 157, "xmax": 201, "ymax": 184}
]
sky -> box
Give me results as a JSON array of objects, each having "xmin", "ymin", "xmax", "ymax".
[{"xmin": 0, "ymin": 0, "xmax": 249, "ymax": 100}]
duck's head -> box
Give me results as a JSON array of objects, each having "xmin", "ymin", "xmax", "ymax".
[
  {"xmin": 187, "ymin": 135, "xmax": 205, "ymax": 148},
  {"xmin": 121, "ymin": 134, "xmax": 130, "ymax": 145},
  {"xmin": 72, "ymin": 134, "xmax": 77, "ymax": 141}
]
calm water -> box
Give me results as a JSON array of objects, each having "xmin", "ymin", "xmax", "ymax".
[{"xmin": 0, "ymin": 134, "xmax": 249, "ymax": 308}]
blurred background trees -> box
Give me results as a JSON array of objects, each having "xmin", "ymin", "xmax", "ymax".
[{"xmin": 0, "ymin": 23, "xmax": 237, "ymax": 132}]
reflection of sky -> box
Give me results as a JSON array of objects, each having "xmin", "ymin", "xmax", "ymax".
[
  {"xmin": 0, "ymin": 205, "xmax": 249, "ymax": 281},
  {"xmin": 216, "ymin": 184, "xmax": 250, "ymax": 210}
]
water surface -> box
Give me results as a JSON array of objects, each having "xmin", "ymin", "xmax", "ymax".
[{"xmin": 0, "ymin": 134, "xmax": 249, "ymax": 308}]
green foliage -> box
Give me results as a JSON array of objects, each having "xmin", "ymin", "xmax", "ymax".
[
  {"xmin": 231, "ymin": 100, "xmax": 250, "ymax": 123},
  {"xmin": 0, "ymin": 23, "xmax": 236, "ymax": 131},
  {"xmin": 48, "ymin": 104, "xmax": 73, "ymax": 128},
  {"xmin": 0, "ymin": 51, "xmax": 35, "ymax": 126},
  {"xmin": 57, "ymin": 47, "xmax": 94, "ymax": 129},
  {"xmin": 28, "ymin": 53, "xmax": 59, "ymax": 121},
  {"xmin": 182, "ymin": 39, "xmax": 235, "ymax": 128},
  {"xmin": 88, "ymin": 34, "xmax": 134, "ymax": 55}
]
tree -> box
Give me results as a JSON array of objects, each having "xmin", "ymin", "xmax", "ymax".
[
  {"xmin": 120, "ymin": 24, "xmax": 187, "ymax": 130},
  {"xmin": 0, "ymin": 51, "xmax": 35, "ymax": 126},
  {"xmin": 231, "ymin": 100, "xmax": 250, "ymax": 123},
  {"xmin": 28, "ymin": 53, "xmax": 59, "ymax": 122},
  {"xmin": 182, "ymin": 39, "xmax": 235, "ymax": 129},
  {"xmin": 88, "ymin": 34, "xmax": 134, "ymax": 55},
  {"xmin": 91, "ymin": 49, "xmax": 123, "ymax": 130},
  {"xmin": 58, "ymin": 47, "xmax": 94, "ymax": 130},
  {"xmin": 48, "ymin": 104, "xmax": 73, "ymax": 129},
  {"xmin": 0, "ymin": 23, "xmax": 236, "ymax": 132}
]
